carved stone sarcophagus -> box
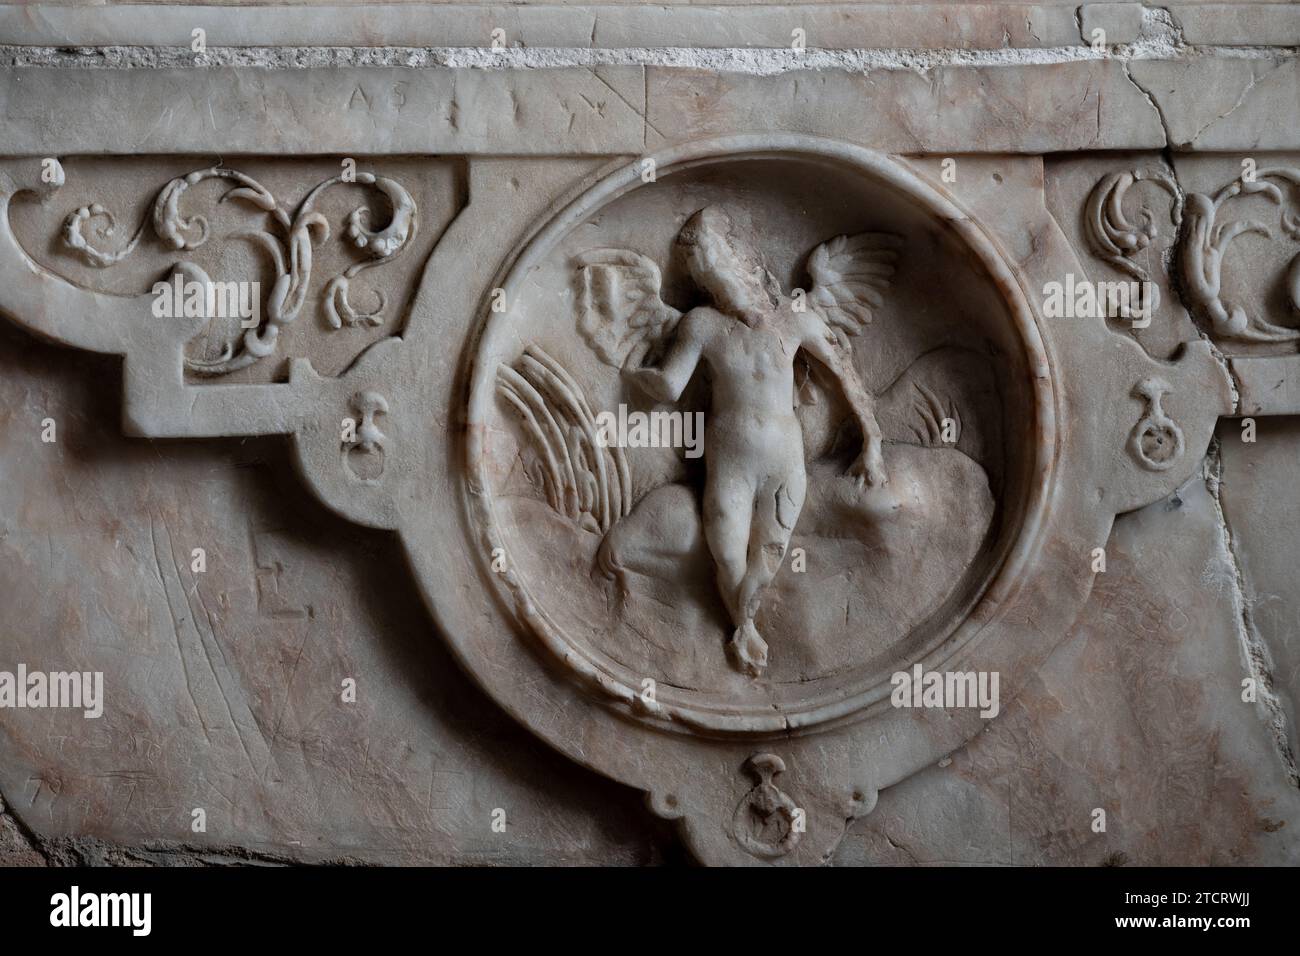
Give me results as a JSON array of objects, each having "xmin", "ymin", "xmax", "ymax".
[{"xmin": 0, "ymin": 1, "xmax": 1297, "ymax": 867}]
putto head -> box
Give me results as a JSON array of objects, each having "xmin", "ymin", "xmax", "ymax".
[{"xmin": 676, "ymin": 207, "xmax": 779, "ymax": 323}]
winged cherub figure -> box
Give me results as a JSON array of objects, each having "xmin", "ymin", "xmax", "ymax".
[{"xmin": 574, "ymin": 206, "xmax": 900, "ymax": 676}]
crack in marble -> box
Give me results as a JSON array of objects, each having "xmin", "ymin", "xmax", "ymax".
[{"xmin": 1205, "ymin": 438, "xmax": 1300, "ymax": 791}]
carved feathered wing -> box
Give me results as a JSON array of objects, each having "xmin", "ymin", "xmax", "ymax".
[
  {"xmin": 806, "ymin": 233, "xmax": 902, "ymax": 343},
  {"xmin": 574, "ymin": 249, "xmax": 682, "ymax": 368}
]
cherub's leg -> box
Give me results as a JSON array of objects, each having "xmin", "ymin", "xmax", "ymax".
[
  {"xmin": 737, "ymin": 468, "xmax": 807, "ymax": 627},
  {"xmin": 702, "ymin": 466, "xmax": 765, "ymax": 675}
]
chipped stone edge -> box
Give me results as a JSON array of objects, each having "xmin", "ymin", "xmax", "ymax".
[
  {"xmin": 0, "ymin": 782, "xmax": 377, "ymax": 866},
  {"xmin": 0, "ymin": 1, "xmax": 1128, "ymax": 52},
  {"xmin": 0, "ymin": 6, "xmax": 1296, "ymax": 73},
  {"xmin": 1, "ymin": 2, "xmax": 1296, "ymax": 53}
]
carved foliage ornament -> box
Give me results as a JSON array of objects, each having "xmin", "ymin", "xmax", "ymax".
[
  {"xmin": 61, "ymin": 166, "xmax": 417, "ymax": 374},
  {"xmin": 1086, "ymin": 164, "xmax": 1300, "ymax": 344}
]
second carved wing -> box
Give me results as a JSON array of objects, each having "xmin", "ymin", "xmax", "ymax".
[{"xmin": 806, "ymin": 233, "xmax": 902, "ymax": 345}]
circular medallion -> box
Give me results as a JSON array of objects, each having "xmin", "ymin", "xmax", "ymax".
[{"xmin": 464, "ymin": 136, "xmax": 1053, "ymax": 736}]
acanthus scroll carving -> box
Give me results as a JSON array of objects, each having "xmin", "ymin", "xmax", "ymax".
[
  {"xmin": 1086, "ymin": 164, "xmax": 1300, "ymax": 344},
  {"xmin": 1083, "ymin": 168, "xmax": 1180, "ymax": 322},
  {"xmin": 61, "ymin": 166, "xmax": 417, "ymax": 374}
]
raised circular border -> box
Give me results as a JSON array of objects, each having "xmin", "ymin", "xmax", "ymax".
[{"xmin": 463, "ymin": 135, "xmax": 1056, "ymax": 737}]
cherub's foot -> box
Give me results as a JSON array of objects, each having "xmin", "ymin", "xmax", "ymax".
[
  {"xmin": 865, "ymin": 450, "xmax": 888, "ymax": 488},
  {"xmin": 849, "ymin": 445, "xmax": 888, "ymax": 488},
  {"xmin": 728, "ymin": 621, "xmax": 769, "ymax": 677}
]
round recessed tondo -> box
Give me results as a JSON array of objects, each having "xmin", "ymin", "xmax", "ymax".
[{"xmin": 465, "ymin": 136, "xmax": 1054, "ymax": 737}]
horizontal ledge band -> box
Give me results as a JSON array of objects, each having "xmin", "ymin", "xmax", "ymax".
[{"xmin": 1, "ymin": 56, "xmax": 1297, "ymax": 155}]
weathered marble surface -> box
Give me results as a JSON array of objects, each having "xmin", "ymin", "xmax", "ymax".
[
  {"xmin": 0, "ymin": 322, "xmax": 676, "ymax": 865},
  {"xmin": 3, "ymin": 318, "xmax": 1295, "ymax": 865},
  {"xmin": 1, "ymin": 0, "xmax": 1299, "ymax": 866},
  {"xmin": 846, "ymin": 466, "xmax": 1300, "ymax": 865}
]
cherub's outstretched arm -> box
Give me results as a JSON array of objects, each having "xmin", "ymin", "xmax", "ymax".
[
  {"xmin": 798, "ymin": 320, "xmax": 887, "ymax": 486},
  {"xmin": 623, "ymin": 310, "xmax": 707, "ymax": 404}
]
